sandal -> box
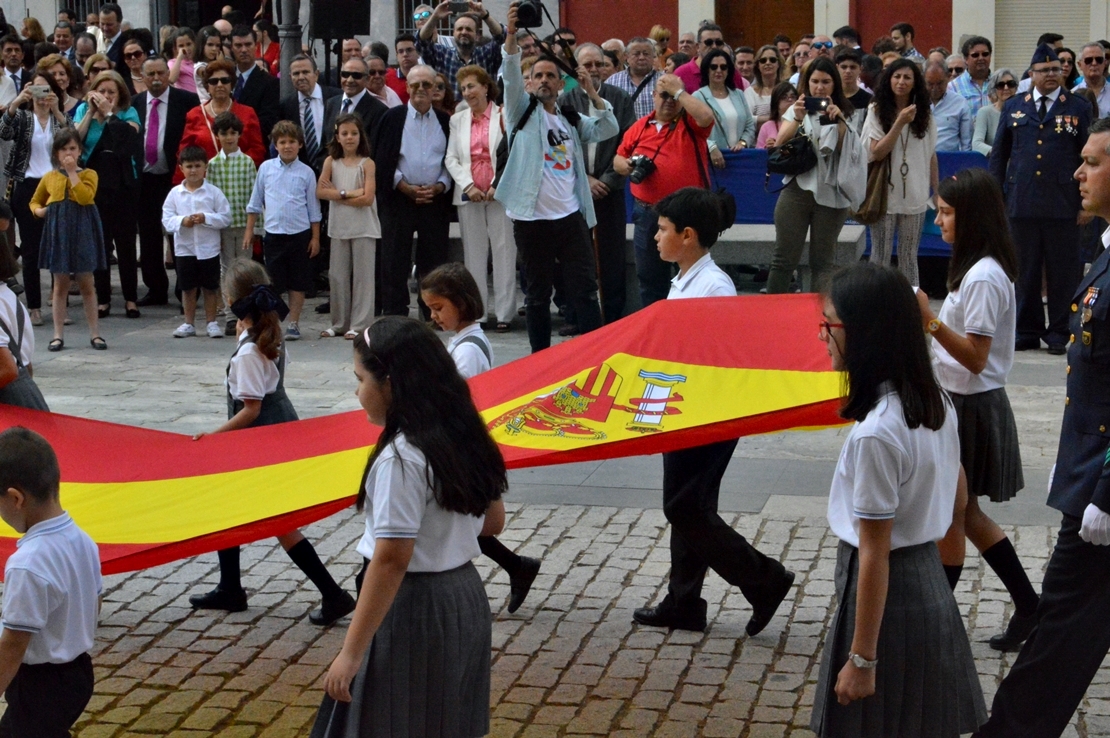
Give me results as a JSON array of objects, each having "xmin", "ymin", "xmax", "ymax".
[
  {"xmin": 344, "ymin": 331, "xmax": 358, "ymax": 340},
  {"xmin": 47, "ymin": 338, "xmax": 63, "ymax": 352},
  {"xmin": 90, "ymin": 336, "xmax": 107, "ymax": 350},
  {"xmin": 30, "ymin": 309, "xmax": 43, "ymax": 326},
  {"xmin": 496, "ymin": 322, "xmax": 511, "ymax": 333},
  {"xmin": 320, "ymin": 328, "xmax": 337, "ymax": 338}
]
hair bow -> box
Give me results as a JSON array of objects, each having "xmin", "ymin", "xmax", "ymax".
[{"xmin": 230, "ymin": 284, "xmax": 290, "ymax": 322}]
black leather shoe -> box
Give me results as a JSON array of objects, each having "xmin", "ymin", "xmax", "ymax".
[
  {"xmin": 746, "ymin": 570, "xmax": 796, "ymax": 636},
  {"xmin": 309, "ymin": 591, "xmax": 357, "ymax": 626},
  {"xmin": 507, "ymin": 557, "xmax": 541, "ymax": 614},
  {"xmin": 1015, "ymin": 337, "xmax": 1041, "ymax": 351},
  {"xmin": 136, "ymin": 293, "xmax": 169, "ymax": 307},
  {"xmin": 989, "ymin": 610, "xmax": 1038, "ymax": 652},
  {"xmin": 188, "ymin": 587, "xmax": 248, "ymax": 612},
  {"xmin": 315, "ymin": 301, "xmax": 331, "ymax": 314},
  {"xmin": 1046, "ymin": 343, "xmax": 1067, "ymax": 356},
  {"xmin": 633, "ymin": 601, "xmax": 707, "ymax": 632}
]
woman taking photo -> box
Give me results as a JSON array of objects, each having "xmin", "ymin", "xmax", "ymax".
[
  {"xmin": 194, "ymin": 26, "xmax": 224, "ymax": 103},
  {"xmin": 811, "ymin": 261, "xmax": 987, "ymax": 737},
  {"xmin": 121, "ymin": 37, "xmax": 149, "ymax": 96},
  {"xmin": 694, "ymin": 48, "xmax": 756, "ymax": 166},
  {"xmin": 863, "ymin": 58, "xmax": 938, "ymax": 287},
  {"xmin": 37, "ymin": 54, "xmax": 81, "ymax": 117},
  {"xmin": 313, "ymin": 316, "xmax": 506, "ymax": 737},
  {"xmin": 74, "ymin": 70, "xmax": 142, "ymax": 319},
  {"xmin": 445, "ymin": 65, "xmax": 517, "ymax": 332},
  {"xmin": 972, "ymin": 68, "xmax": 1017, "ymax": 156},
  {"xmin": 767, "ymin": 57, "xmax": 863, "ymax": 294},
  {"xmin": 176, "ymin": 60, "xmax": 266, "ymax": 178},
  {"xmin": 917, "ymin": 168, "xmax": 1040, "ymax": 652},
  {"xmin": 756, "ymin": 81, "xmax": 797, "ymax": 149},
  {"xmin": 0, "ymin": 71, "xmax": 70, "ymax": 326},
  {"xmin": 745, "ymin": 45, "xmax": 785, "ymax": 127}
]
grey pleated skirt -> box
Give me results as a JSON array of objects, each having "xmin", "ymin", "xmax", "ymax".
[
  {"xmin": 810, "ymin": 541, "xmax": 987, "ymax": 738},
  {"xmin": 951, "ymin": 388, "xmax": 1024, "ymax": 502},
  {"xmin": 310, "ymin": 561, "xmax": 491, "ymax": 738}
]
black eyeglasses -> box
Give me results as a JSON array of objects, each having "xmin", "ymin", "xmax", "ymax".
[
  {"xmin": 340, "ymin": 71, "xmax": 366, "ymax": 79},
  {"xmin": 703, "ymin": 39, "xmax": 725, "ymax": 47},
  {"xmin": 366, "ymin": 69, "xmax": 386, "ymax": 76},
  {"xmin": 995, "ymin": 80, "xmax": 1017, "ymax": 89},
  {"xmin": 207, "ymin": 76, "xmax": 232, "ymax": 85}
]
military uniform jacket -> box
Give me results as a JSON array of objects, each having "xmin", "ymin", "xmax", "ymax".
[
  {"xmin": 1047, "ymin": 243, "xmax": 1110, "ymax": 518},
  {"xmin": 988, "ymin": 90, "xmax": 1090, "ymax": 219}
]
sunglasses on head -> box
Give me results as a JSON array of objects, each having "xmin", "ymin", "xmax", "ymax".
[{"xmin": 340, "ymin": 70, "xmax": 366, "ymax": 79}]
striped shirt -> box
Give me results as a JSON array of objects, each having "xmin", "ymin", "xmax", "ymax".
[
  {"xmin": 607, "ymin": 69, "xmax": 658, "ymax": 119},
  {"xmin": 206, "ymin": 149, "xmax": 256, "ymax": 229},
  {"xmin": 417, "ymin": 34, "xmax": 505, "ymax": 98},
  {"xmin": 246, "ymin": 156, "xmax": 322, "ymax": 235},
  {"xmin": 952, "ymin": 71, "xmax": 993, "ymax": 118}
]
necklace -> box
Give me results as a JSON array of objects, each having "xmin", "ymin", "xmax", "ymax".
[{"xmin": 899, "ymin": 127, "xmax": 911, "ymax": 198}]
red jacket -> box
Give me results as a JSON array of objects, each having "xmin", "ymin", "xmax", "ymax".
[{"xmin": 174, "ymin": 102, "xmax": 267, "ymax": 184}]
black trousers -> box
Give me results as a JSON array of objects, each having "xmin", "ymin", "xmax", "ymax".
[
  {"xmin": 662, "ymin": 439, "xmax": 785, "ymax": 609},
  {"xmin": 93, "ymin": 194, "xmax": 139, "ymax": 305},
  {"xmin": 1011, "ymin": 217, "xmax": 1081, "ymax": 347},
  {"xmin": 11, "ymin": 177, "xmax": 43, "ymax": 310},
  {"xmin": 137, "ymin": 172, "xmax": 172, "ymax": 300},
  {"xmin": 513, "ymin": 212, "xmax": 601, "ymax": 352},
  {"xmin": 0, "ymin": 653, "xmax": 93, "ymax": 738},
  {"xmin": 379, "ymin": 193, "xmax": 450, "ymax": 319},
  {"xmin": 975, "ymin": 514, "xmax": 1110, "ymax": 737},
  {"xmin": 593, "ymin": 189, "xmax": 628, "ymax": 324}
]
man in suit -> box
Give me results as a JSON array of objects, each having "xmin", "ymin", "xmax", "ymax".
[
  {"xmin": 52, "ymin": 22, "xmax": 76, "ymax": 63},
  {"xmin": 1, "ymin": 36, "xmax": 27, "ymax": 93},
  {"xmin": 280, "ymin": 53, "xmax": 340, "ymax": 174},
  {"xmin": 320, "ymin": 57, "xmax": 388, "ymax": 171},
  {"xmin": 96, "ymin": 2, "xmax": 125, "ymax": 67},
  {"xmin": 373, "ymin": 64, "xmax": 452, "ymax": 319},
  {"xmin": 229, "ymin": 24, "xmax": 280, "ymax": 144},
  {"xmin": 559, "ymin": 42, "xmax": 634, "ymax": 324},
  {"xmin": 989, "ymin": 44, "xmax": 1091, "ymax": 354},
  {"xmin": 973, "ymin": 114, "xmax": 1110, "ymax": 738},
  {"xmin": 134, "ymin": 55, "xmax": 200, "ymax": 307}
]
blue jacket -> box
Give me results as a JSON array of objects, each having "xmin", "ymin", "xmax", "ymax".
[
  {"xmin": 493, "ymin": 48, "xmax": 619, "ymax": 228},
  {"xmin": 693, "ymin": 86, "xmax": 756, "ymax": 150},
  {"xmin": 988, "ymin": 89, "xmax": 1090, "ymax": 219}
]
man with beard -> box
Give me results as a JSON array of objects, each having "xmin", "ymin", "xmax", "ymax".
[{"xmin": 417, "ymin": 0, "xmax": 505, "ymax": 99}]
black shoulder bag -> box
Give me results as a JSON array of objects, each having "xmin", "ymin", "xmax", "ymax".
[{"xmin": 764, "ymin": 115, "xmax": 818, "ymax": 192}]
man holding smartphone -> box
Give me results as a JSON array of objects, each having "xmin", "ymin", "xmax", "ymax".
[{"xmin": 416, "ymin": 0, "xmax": 504, "ymax": 98}]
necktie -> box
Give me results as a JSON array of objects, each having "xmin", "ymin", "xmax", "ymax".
[
  {"xmin": 1039, "ymin": 96, "xmax": 1048, "ymax": 121},
  {"xmin": 10, "ymin": 72, "xmax": 19, "ymax": 92},
  {"xmin": 233, "ymin": 73, "xmax": 245, "ymax": 101},
  {"xmin": 145, "ymin": 98, "xmax": 161, "ymax": 167},
  {"xmin": 342, "ymin": 98, "xmax": 352, "ymax": 114},
  {"xmin": 303, "ymin": 97, "xmax": 318, "ymax": 162}
]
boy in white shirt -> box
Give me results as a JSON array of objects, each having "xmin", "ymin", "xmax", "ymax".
[
  {"xmin": 634, "ymin": 187, "xmax": 796, "ymax": 636},
  {"xmin": 163, "ymin": 145, "xmax": 233, "ymax": 338},
  {"xmin": 0, "ymin": 427, "xmax": 101, "ymax": 736}
]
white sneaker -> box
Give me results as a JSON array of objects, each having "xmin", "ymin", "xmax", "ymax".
[
  {"xmin": 173, "ymin": 323, "xmax": 196, "ymax": 338},
  {"xmin": 206, "ymin": 321, "xmax": 223, "ymax": 338}
]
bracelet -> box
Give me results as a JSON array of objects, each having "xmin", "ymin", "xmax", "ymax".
[{"xmin": 482, "ymin": 10, "xmax": 490, "ymax": 19}]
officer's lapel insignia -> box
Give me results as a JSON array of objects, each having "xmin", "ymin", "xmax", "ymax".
[
  {"xmin": 1024, "ymin": 94, "xmax": 1032, "ymax": 102},
  {"xmin": 1060, "ymin": 93, "xmax": 1067, "ymax": 102}
]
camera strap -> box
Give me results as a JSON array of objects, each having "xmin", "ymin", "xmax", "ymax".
[
  {"xmin": 629, "ymin": 70, "xmax": 657, "ymax": 106},
  {"xmin": 508, "ymin": 94, "xmax": 541, "ymax": 149},
  {"xmin": 681, "ymin": 113, "xmax": 711, "ymax": 189}
]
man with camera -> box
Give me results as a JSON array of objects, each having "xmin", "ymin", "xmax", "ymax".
[
  {"xmin": 614, "ymin": 73, "xmax": 716, "ymax": 308},
  {"xmin": 417, "ymin": 0, "xmax": 504, "ymax": 98},
  {"xmin": 495, "ymin": 2, "xmax": 619, "ymax": 353}
]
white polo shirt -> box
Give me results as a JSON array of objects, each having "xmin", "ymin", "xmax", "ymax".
[
  {"xmin": 668, "ymin": 252, "xmax": 736, "ymax": 299},
  {"xmin": 448, "ymin": 323, "xmax": 492, "ymax": 380},
  {"xmin": 2, "ymin": 513, "xmax": 100, "ymax": 664},
  {"xmin": 827, "ymin": 388, "xmax": 959, "ymax": 549}
]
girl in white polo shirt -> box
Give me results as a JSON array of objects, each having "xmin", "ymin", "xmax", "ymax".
[
  {"xmin": 313, "ymin": 316, "xmax": 507, "ymax": 738},
  {"xmin": 811, "ymin": 263, "xmax": 986, "ymax": 737}
]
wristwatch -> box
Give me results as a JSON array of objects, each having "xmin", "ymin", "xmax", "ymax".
[
  {"xmin": 926, "ymin": 318, "xmax": 942, "ymax": 334},
  {"xmin": 340, "ymin": 190, "xmax": 347, "ymax": 199},
  {"xmin": 482, "ymin": 10, "xmax": 490, "ymax": 19},
  {"xmin": 673, "ymin": 88, "xmax": 684, "ymax": 100},
  {"xmin": 849, "ymin": 652, "xmax": 878, "ymax": 669}
]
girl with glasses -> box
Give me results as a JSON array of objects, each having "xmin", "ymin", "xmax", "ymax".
[
  {"xmin": 972, "ymin": 68, "xmax": 1016, "ymax": 156},
  {"xmin": 745, "ymin": 45, "xmax": 785, "ymax": 127}
]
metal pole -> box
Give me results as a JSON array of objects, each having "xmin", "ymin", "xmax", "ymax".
[{"xmin": 277, "ymin": 0, "xmax": 301, "ymax": 98}]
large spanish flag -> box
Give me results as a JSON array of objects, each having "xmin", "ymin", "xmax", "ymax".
[{"xmin": 0, "ymin": 295, "xmax": 845, "ymax": 575}]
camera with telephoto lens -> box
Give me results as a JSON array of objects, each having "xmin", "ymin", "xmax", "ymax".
[
  {"xmin": 517, "ymin": 0, "xmax": 543, "ymax": 28},
  {"xmin": 627, "ymin": 154, "xmax": 657, "ymax": 184}
]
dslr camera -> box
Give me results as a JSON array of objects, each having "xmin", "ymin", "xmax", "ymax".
[
  {"xmin": 517, "ymin": 0, "xmax": 543, "ymax": 28},
  {"xmin": 628, "ymin": 154, "xmax": 656, "ymax": 184}
]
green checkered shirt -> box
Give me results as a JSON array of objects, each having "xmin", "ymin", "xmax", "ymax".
[{"xmin": 206, "ymin": 150, "xmax": 257, "ymax": 229}]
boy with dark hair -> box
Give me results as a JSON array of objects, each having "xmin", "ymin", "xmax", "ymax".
[
  {"xmin": 634, "ymin": 187, "xmax": 796, "ymax": 635},
  {"xmin": 163, "ymin": 145, "xmax": 233, "ymax": 339},
  {"xmin": 0, "ymin": 427, "xmax": 100, "ymax": 737}
]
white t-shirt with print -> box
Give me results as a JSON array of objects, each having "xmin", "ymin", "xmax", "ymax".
[{"xmin": 530, "ymin": 111, "xmax": 578, "ymax": 221}]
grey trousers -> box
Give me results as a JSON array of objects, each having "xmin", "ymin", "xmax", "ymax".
[
  {"xmin": 767, "ymin": 180, "xmax": 848, "ymax": 294},
  {"xmin": 869, "ymin": 211, "xmax": 927, "ymax": 287},
  {"xmin": 329, "ymin": 237, "xmax": 376, "ymax": 334}
]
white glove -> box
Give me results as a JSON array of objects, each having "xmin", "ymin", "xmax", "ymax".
[{"xmin": 1080, "ymin": 503, "xmax": 1110, "ymax": 545}]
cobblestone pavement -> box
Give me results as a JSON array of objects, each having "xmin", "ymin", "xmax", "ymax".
[{"xmin": 10, "ymin": 294, "xmax": 1108, "ymax": 736}]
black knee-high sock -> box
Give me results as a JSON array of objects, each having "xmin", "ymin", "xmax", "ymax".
[
  {"xmin": 217, "ymin": 547, "xmax": 242, "ymax": 592},
  {"xmin": 982, "ymin": 537, "xmax": 1040, "ymax": 615},
  {"xmin": 478, "ymin": 536, "xmax": 523, "ymax": 577},
  {"xmin": 943, "ymin": 564, "xmax": 963, "ymax": 591},
  {"xmin": 286, "ymin": 539, "xmax": 346, "ymax": 601}
]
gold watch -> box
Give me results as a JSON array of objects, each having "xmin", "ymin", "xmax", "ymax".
[{"xmin": 926, "ymin": 319, "xmax": 942, "ymax": 334}]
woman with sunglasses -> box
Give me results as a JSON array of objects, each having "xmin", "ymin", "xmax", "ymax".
[
  {"xmin": 972, "ymin": 68, "xmax": 1016, "ymax": 156},
  {"xmin": 1058, "ymin": 47, "xmax": 1081, "ymax": 89},
  {"xmin": 790, "ymin": 42, "xmax": 810, "ymax": 75},
  {"xmin": 175, "ymin": 59, "xmax": 266, "ymax": 184},
  {"xmin": 121, "ymin": 38, "xmax": 149, "ymax": 96},
  {"xmin": 650, "ymin": 24, "xmax": 673, "ymax": 71},
  {"xmin": 431, "ymin": 71, "xmax": 456, "ymax": 115},
  {"xmin": 694, "ymin": 48, "xmax": 755, "ymax": 168},
  {"xmin": 811, "ymin": 262, "xmax": 987, "ymax": 737},
  {"xmin": 745, "ymin": 45, "xmax": 785, "ymax": 127}
]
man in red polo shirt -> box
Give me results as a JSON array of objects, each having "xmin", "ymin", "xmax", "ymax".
[
  {"xmin": 614, "ymin": 72, "xmax": 715, "ymax": 307},
  {"xmin": 673, "ymin": 24, "xmax": 748, "ymax": 94},
  {"xmin": 385, "ymin": 32, "xmax": 420, "ymax": 104}
]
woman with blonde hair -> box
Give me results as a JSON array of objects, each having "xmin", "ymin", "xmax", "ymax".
[
  {"xmin": 650, "ymin": 24, "xmax": 673, "ymax": 70},
  {"xmin": 746, "ymin": 44, "xmax": 785, "ymax": 127}
]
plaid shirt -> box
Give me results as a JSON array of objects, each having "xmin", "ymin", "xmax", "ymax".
[
  {"xmin": 951, "ymin": 71, "xmax": 993, "ymax": 118},
  {"xmin": 206, "ymin": 149, "xmax": 257, "ymax": 229},
  {"xmin": 416, "ymin": 34, "xmax": 505, "ymax": 97}
]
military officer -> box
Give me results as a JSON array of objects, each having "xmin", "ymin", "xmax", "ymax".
[
  {"xmin": 975, "ymin": 115, "xmax": 1110, "ymax": 738},
  {"xmin": 989, "ymin": 43, "xmax": 1090, "ymax": 354}
]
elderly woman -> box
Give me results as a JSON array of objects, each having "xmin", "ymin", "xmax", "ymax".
[
  {"xmin": 0, "ymin": 71, "xmax": 70, "ymax": 326},
  {"xmin": 121, "ymin": 36, "xmax": 149, "ymax": 95},
  {"xmin": 445, "ymin": 64, "xmax": 517, "ymax": 331},
  {"xmin": 175, "ymin": 59, "xmax": 266, "ymax": 181},
  {"xmin": 745, "ymin": 45, "xmax": 785, "ymax": 127},
  {"xmin": 972, "ymin": 68, "xmax": 1017, "ymax": 157},
  {"xmin": 75, "ymin": 70, "xmax": 142, "ymax": 318},
  {"xmin": 37, "ymin": 53, "xmax": 80, "ymax": 117},
  {"xmin": 694, "ymin": 48, "xmax": 756, "ymax": 168}
]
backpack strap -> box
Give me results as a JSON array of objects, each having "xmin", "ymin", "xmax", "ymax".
[
  {"xmin": 508, "ymin": 94, "xmax": 541, "ymax": 149},
  {"xmin": 456, "ymin": 334, "xmax": 492, "ymax": 367}
]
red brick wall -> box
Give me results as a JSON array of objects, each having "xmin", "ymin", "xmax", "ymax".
[
  {"xmin": 560, "ymin": 0, "xmax": 680, "ymax": 45},
  {"xmin": 850, "ymin": 0, "xmax": 952, "ymax": 55}
]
